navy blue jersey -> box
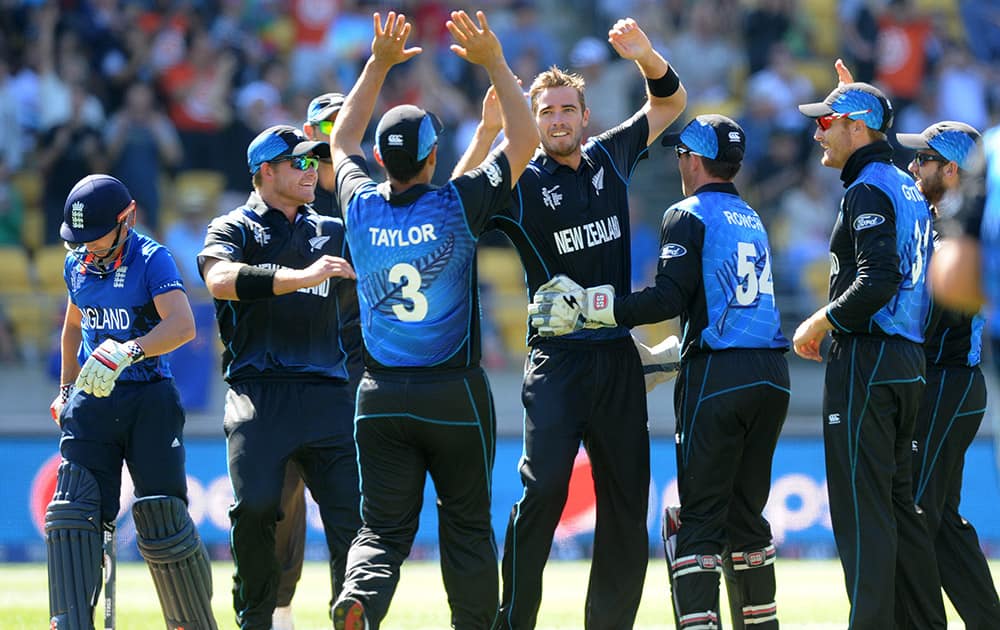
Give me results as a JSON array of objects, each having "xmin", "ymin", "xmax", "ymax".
[
  {"xmin": 197, "ymin": 192, "xmax": 355, "ymax": 382},
  {"xmin": 489, "ymin": 114, "xmax": 650, "ymax": 344},
  {"xmin": 827, "ymin": 142, "xmax": 932, "ymax": 343},
  {"xmin": 614, "ymin": 183, "xmax": 788, "ymax": 357},
  {"xmin": 336, "ymin": 151, "xmax": 512, "ymax": 370},
  {"xmin": 65, "ymin": 231, "xmax": 185, "ymax": 381},
  {"xmin": 925, "ymin": 225, "xmax": 984, "ymax": 367}
]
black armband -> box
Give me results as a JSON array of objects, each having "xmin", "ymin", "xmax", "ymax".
[
  {"xmin": 235, "ymin": 265, "xmax": 277, "ymax": 300},
  {"xmin": 646, "ymin": 66, "xmax": 680, "ymax": 98}
]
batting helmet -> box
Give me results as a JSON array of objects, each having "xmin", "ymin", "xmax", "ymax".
[{"xmin": 60, "ymin": 174, "xmax": 135, "ymax": 244}]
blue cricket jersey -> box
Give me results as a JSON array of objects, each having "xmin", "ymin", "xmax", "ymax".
[
  {"xmin": 65, "ymin": 231, "xmax": 185, "ymax": 381},
  {"xmin": 336, "ymin": 151, "xmax": 512, "ymax": 370}
]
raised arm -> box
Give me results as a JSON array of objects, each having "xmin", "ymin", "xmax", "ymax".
[
  {"xmin": 446, "ymin": 10, "xmax": 539, "ymax": 184},
  {"xmin": 330, "ymin": 12, "xmax": 422, "ymax": 166},
  {"xmin": 608, "ymin": 17, "xmax": 687, "ymax": 145},
  {"xmin": 452, "ymin": 85, "xmax": 503, "ymax": 179}
]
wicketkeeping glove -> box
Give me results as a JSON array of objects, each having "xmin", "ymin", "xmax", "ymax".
[
  {"xmin": 528, "ymin": 275, "xmax": 617, "ymax": 337},
  {"xmin": 633, "ymin": 334, "xmax": 681, "ymax": 392},
  {"xmin": 75, "ymin": 339, "xmax": 145, "ymax": 397}
]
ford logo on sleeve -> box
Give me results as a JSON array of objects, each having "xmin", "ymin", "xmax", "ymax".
[
  {"xmin": 853, "ymin": 213, "xmax": 885, "ymax": 231},
  {"xmin": 660, "ymin": 243, "xmax": 687, "ymax": 259}
]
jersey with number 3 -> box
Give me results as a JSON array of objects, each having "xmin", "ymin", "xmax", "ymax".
[{"xmin": 338, "ymin": 152, "xmax": 512, "ymax": 369}]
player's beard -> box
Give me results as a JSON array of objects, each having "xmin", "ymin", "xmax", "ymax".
[
  {"xmin": 541, "ymin": 126, "xmax": 585, "ymax": 160},
  {"xmin": 917, "ymin": 169, "xmax": 946, "ymax": 207}
]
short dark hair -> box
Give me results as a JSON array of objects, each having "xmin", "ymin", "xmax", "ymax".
[
  {"xmin": 700, "ymin": 156, "xmax": 741, "ymax": 180},
  {"xmin": 383, "ymin": 151, "xmax": 429, "ymax": 183}
]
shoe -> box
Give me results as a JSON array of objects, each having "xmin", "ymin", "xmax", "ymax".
[
  {"xmin": 272, "ymin": 605, "xmax": 295, "ymax": 630},
  {"xmin": 332, "ymin": 596, "xmax": 369, "ymax": 630}
]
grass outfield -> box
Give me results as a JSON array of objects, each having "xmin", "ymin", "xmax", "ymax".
[{"xmin": 1, "ymin": 559, "xmax": 994, "ymax": 628}]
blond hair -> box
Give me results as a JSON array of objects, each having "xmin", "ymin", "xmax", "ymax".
[{"xmin": 528, "ymin": 66, "xmax": 587, "ymax": 114}]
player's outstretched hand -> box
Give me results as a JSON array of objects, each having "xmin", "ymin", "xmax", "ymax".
[
  {"xmin": 371, "ymin": 11, "xmax": 422, "ymax": 67},
  {"xmin": 76, "ymin": 339, "xmax": 145, "ymax": 397},
  {"xmin": 608, "ymin": 17, "xmax": 652, "ymax": 61},
  {"xmin": 446, "ymin": 10, "xmax": 502, "ymax": 67}
]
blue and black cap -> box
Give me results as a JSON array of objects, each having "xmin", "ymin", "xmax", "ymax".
[
  {"xmin": 306, "ymin": 92, "xmax": 345, "ymax": 124},
  {"xmin": 798, "ymin": 82, "xmax": 894, "ymax": 133},
  {"xmin": 247, "ymin": 124, "xmax": 330, "ymax": 174},
  {"xmin": 374, "ymin": 104, "xmax": 443, "ymax": 165},
  {"xmin": 660, "ymin": 114, "xmax": 746, "ymax": 164},
  {"xmin": 60, "ymin": 174, "xmax": 134, "ymax": 243},
  {"xmin": 896, "ymin": 121, "xmax": 981, "ymax": 169}
]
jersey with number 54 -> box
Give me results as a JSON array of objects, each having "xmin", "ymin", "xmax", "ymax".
[
  {"xmin": 338, "ymin": 152, "xmax": 512, "ymax": 370},
  {"xmin": 614, "ymin": 183, "xmax": 788, "ymax": 358}
]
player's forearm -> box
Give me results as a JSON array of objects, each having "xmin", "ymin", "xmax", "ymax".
[
  {"xmin": 452, "ymin": 122, "xmax": 500, "ymax": 178},
  {"xmin": 59, "ymin": 325, "xmax": 82, "ymax": 385},
  {"xmin": 332, "ymin": 56, "xmax": 392, "ymax": 161}
]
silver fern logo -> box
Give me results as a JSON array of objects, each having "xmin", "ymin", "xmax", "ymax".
[
  {"xmin": 71, "ymin": 201, "xmax": 85, "ymax": 228},
  {"xmin": 113, "ymin": 266, "xmax": 128, "ymax": 288},
  {"xmin": 592, "ymin": 167, "xmax": 604, "ymax": 195}
]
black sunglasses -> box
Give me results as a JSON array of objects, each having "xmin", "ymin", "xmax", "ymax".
[
  {"xmin": 675, "ymin": 145, "xmax": 691, "ymax": 158},
  {"xmin": 913, "ymin": 152, "xmax": 949, "ymax": 167}
]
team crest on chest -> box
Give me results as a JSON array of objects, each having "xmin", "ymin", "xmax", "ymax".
[
  {"xmin": 309, "ymin": 235, "xmax": 330, "ymax": 252},
  {"xmin": 592, "ymin": 167, "xmax": 604, "ymax": 195},
  {"xmin": 249, "ymin": 222, "xmax": 270, "ymax": 246},
  {"xmin": 113, "ymin": 266, "xmax": 128, "ymax": 288},
  {"xmin": 542, "ymin": 185, "xmax": 563, "ymax": 210}
]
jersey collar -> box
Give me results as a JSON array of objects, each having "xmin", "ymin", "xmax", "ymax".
[
  {"xmin": 245, "ymin": 191, "xmax": 315, "ymax": 221},
  {"xmin": 841, "ymin": 140, "xmax": 893, "ymax": 187},
  {"xmin": 535, "ymin": 147, "xmax": 597, "ymax": 175},
  {"xmin": 692, "ymin": 182, "xmax": 740, "ymax": 197}
]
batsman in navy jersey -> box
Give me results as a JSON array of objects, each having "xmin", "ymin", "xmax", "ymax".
[
  {"xmin": 198, "ymin": 125, "xmax": 361, "ymax": 630},
  {"xmin": 327, "ymin": 11, "xmax": 539, "ymax": 630},
  {"xmin": 896, "ymin": 121, "xmax": 1000, "ymax": 627},
  {"xmin": 48, "ymin": 174, "xmax": 216, "ymax": 629},
  {"xmin": 794, "ymin": 73, "xmax": 946, "ymax": 629},
  {"xmin": 455, "ymin": 17, "xmax": 688, "ymax": 630}
]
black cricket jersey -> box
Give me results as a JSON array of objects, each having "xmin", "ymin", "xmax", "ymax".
[
  {"xmin": 336, "ymin": 150, "xmax": 513, "ymax": 371},
  {"xmin": 197, "ymin": 191, "xmax": 356, "ymax": 383},
  {"xmin": 613, "ymin": 182, "xmax": 788, "ymax": 358},
  {"xmin": 926, "ymin": 225, "xmax": 985, "ymax": 367},
  {"xmin": 489, "ymin": 113, "xmax": 650, "ymax": 344},
  {"xmin": 826, "ymin": 141, "xmax": 932, "ymax": 342}
]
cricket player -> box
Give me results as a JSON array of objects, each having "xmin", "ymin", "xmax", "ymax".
[
  {"xmin": 327, "ymin": 10, "xmax": 538, "ymax": 629},
  {"xmin": 48, "ymin": 173, "xmax": 216, "ymax": 629},
  {"xmin": 454, "ymin": 17, "xmax": 687, "ymax": 629},
  {"xmin": 531, "ymin": 115, "xmax": 790, "ymax": 630},
  {"xmin": 793, "ymin": 72, "xmax": 946, "ymax": 628},
  {"xmin": 896, "ymin": 121, "xmax": 1000, "ymax": 627}
]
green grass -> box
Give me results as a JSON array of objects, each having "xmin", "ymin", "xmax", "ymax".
[{"xmin": 1, "ymin": 559, "xmax": 993, "ymax": 628}]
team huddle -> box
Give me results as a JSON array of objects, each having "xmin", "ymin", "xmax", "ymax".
[{"xmin": 43, "ymin": 8, "xmax": 999, "ymax": 630}]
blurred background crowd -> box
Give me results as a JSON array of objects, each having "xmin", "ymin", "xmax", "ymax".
[{"xmin": 0, "ymin": 0, "xmax": 998, "ymax": 389}]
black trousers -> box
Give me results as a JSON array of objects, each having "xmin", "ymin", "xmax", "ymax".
[
  {"xmin": 672, "ymin": 349, "xmax": 789, "ymax": 629},
  {"xmin": 495, "ymin": 338, "xmax": 649, "ymax": 630},
  {"xmin": 911, "ymin": 364, "xmax": 1000, "ymax": 628},
  {"xmin": 341, "ymin": 367, "xmax": 498, "ymax": 629},
  {"xmin": 274, "ymin": 461, "xmax": 306, "ymax": 608},
  {"xmin": 823, "ymin": 336, "xmax": 946, "ymax": 630},
  {"xmin": 224, "ymin": 379, "xmax": 360, "ymax": 630}
]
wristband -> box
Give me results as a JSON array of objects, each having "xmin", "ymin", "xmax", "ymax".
[
  {"xmin": 235, "ymin": 265, "xmax": 277, "ymax": 300},
  {"xmin": 59, "ymin": 383, "xmax": 74, "ymax": 404},
  {"xmin": 124, "ymin": 340, "xmax": 145, "ymax": 363},
  {"xmin": 646, "ymin": 66, "xmax": 680, "ymax": 98}
]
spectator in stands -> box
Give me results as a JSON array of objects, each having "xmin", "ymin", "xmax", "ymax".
[
  {"xmin": 935, "ymin": 44, "xmax": 989, "ymax": 132},
  {"xmin": 163, "ymin": 174, "xmax": 224, "ymax": 293},
  {"xmin": 746, "ymin": 43, "xmax": 814, "ymax": 133},
  {"xmin": 743, "ymin": 0, "xmax": 796, "ymax": 74},
  {"xmin": 0, "ymin": 158, "xmax": 25, "ymax": 246},
  {"xmin": 874, "ymin": 0, "xmax": 938, "ymax": 111},
  {"xmin": 159, "ymin": 28, "xmax": 236, "ymax": 171},
  {"xmin": 36, "ymin": 82, "xmax": 106, "ymax": 244},
  {"xmin": 35, "ymin": 5, "xmax": 104, "ymax": 133},
  {"xmin": 0, "ymin": 58, "xmax": 28, "ymax": 171},
  {"xmin": 838, "ymin": 0, "xmax": 879, "ymax": 83},
  {"xmin": 666, "ymin": 2, "xmax": 741, "ymax": 109},
  {"xmin": 568, "ymin": 36, "xmax": 639, "ymax": 135},
  {"xmin": 959, "ymin": 0, "xmax": 1000, "ymax": 64},
  {"xmin": 105, "ymin": 81, "xmax": 183, "ymax": 235}
]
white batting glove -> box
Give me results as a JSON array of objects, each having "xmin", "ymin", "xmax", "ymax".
[
  {"xmin": 75, "ymin": 339, "xmax": 145, "ymax": 397},
  {"xmin": 633, "ymin": 334, "xmax": 681, "ymax": 392}
]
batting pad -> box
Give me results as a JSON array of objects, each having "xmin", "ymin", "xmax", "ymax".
[
  {"xmin": 45, "ymin": 460, "xmax": 103, "ymax": 629},
  {"xmin": 133, "ymin": 495, "xmax": 218, "ymax": 630}
]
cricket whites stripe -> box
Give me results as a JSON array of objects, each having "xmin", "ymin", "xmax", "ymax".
[
  {"xmin": 678, "ymin": 609, "xmax": 720, "ymax": 629},
  {"xmin": 742, "ymin": 601, "xmax": 778, "ymax": 624},
  {"xmin": 731, "ymin": 544, "xmax": 776, "ymax": 570}
]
